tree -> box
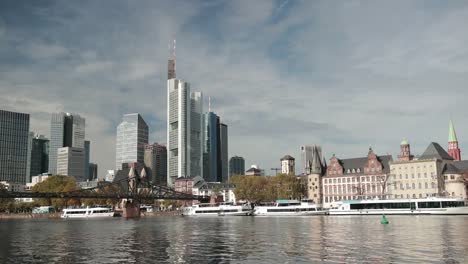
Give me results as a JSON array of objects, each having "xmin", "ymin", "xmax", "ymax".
[
  {"xmin": 0, "ymin": 183, "xmax": 14, "ymax": 212},
  {"xmin": 32, "ymin": 175, "xmax": 80, "ymax": 208}
]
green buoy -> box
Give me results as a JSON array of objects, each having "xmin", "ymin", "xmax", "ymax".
[{"xmin": 381, "ymin": 214, "xmax": 389, "ymax": 225}]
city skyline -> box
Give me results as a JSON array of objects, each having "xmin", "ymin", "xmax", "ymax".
[{"xmin": 1, "ymin": 1, "xmax": 468, "ymax": 177}]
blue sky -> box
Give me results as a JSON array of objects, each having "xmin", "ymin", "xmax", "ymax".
[{"xmin": 1, "ymin": 0, "xmax": 468, "ymax": 177}]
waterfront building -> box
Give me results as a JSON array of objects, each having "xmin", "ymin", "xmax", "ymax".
[
  {"xmin": 144, "ymin": 143, "xmax": 167, "ymax": 185},
  {"xmin": 56, "ymin": 147, "xmax": 86, "ymax": 181},
  {"xmin": 447, "ymin": 120, "xmax": 461, "ymax": 161},
  {"xmin": 49, "ymin": 112, "xmax": 85, "ymax": 175},
  {"xmin": 281, "ymin": 155, "xmax": 295, "ymax": 175},
  {"xmin": 306, "ymin": 146, "xmax": 326, "ymax": 204},
  {"xmin": 0, "ymin": 109, "xmax": 30, "ymax": 184},
  {"xmin": 167, "ymin": 78, "xmax": 203, "ymax": 186},
  {"xmin": 229, "ymin": 156, "xmax": 245, "ymax": 177},
  {"xmin": 27, "ymin": 134, "xmax": 49, "ymax": 182},
  {"xmin": 115, "ymin": 113, "xmax": 149, "ymax": 170},
  {"xmin": 322, "ymin": 148, "xmax": 392, "ymax": 208},
  {"xmin": 0, "ymin": 181, "xmax": 25, "ymax": 192},
  {"xmin": 388, "ymin": 140, "xmax": 467, "ymax": 199},
  {"xmin": 194, "ymin": 182, "xmax": 237, "ymax": 203},
  {"xmin": 84, "ymin": 140, "xmax": 90, "ymax": 180}
]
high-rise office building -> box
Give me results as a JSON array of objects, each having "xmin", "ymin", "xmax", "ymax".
[
  {"xmin": 0, "ymin": 110, "xmax": 30, "ymax": 183},
  {"xmin": 203, "ymin": 112, "xmax": 220, "ymax": 182},
  {"xmin": 84, "ymin": 140, "xmax": 90, "ymax": 180},
  {"xmin": 144, "ymin": 143, "xmax": 167, "ymax": 185},
  {"xmin": 115, "ymin": 113, "xmax": 149, "ymax": 170},
  {"xmin": 49, "ymin": 112, "xmax": 85, "ymax": 175},
  {"xmin": 167, "ymin": 79, "xmax": 203, "ymax": 186},
  {"xmin": 56, "ymin": 147, "xmax": 85, "ymax": 180},
  {"xmin": 229, "ymin": 156, "xmax": 245, "ymax": 177},
  {"xmin": 220, "ymin": 123, "xmax": 228, "ymax": 182},
  {"xmin": 88, "ymin": 163, "xmax": 98, "ymax": 180},
  {"xmin": 29, "ymin": 134, "xmax": 49, "ymax": 179}
]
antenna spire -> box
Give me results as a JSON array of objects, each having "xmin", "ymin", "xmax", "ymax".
[
  {"xmin": 208, "ymin": 96, "xmax": 212, "ymax": 112},
  {"xmin": 167, "ymin": 38, "xmax": 176, "ymax": 80}
]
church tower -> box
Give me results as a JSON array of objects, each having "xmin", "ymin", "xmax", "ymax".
[
  {"xmin": 398, "ymin": 138, "xmax": 413, "ymax": 161},
  {"xmin": 448, "ymin": 119, "xmax": 461, "ymax": 161}
]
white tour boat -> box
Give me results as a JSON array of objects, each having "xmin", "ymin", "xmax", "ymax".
[
  {"xmin": 182, "ymin": 202, "xmax": 253, "ymax": 216},
  {"xmin": 329, "ymin": 197, "xmax": 468, "ymax": 215},
  {"xmin": 253, "ymin": 199, "xmax": 327, "ymax": 216},
  {"xmin": 61, "ymin": 207, "xmax": 115, "ymax": 218}
]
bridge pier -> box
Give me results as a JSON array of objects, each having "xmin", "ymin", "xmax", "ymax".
[{"xmin": 123, "ymin": 200, "xmax": 140, "ymax": 219}]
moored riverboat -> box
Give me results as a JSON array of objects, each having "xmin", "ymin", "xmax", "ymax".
[
  {"xmin": 182, "ymin": 202, "xmax": 252, "ymax": 216},
  {"xmin": 61, "ymin": 207, "xmax": 115, "ymax": 218},
  {"xmin": 253, "ymin": 199, "xmax": 327, "ymax": 216},
  {"xmin": 328, "ymin": 197, "xmax": 468, "ymax": 215}
]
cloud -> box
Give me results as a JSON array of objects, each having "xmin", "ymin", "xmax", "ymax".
[{"xmin": 1, "ymin": 0, "xmax": 468, "ymax": 178}]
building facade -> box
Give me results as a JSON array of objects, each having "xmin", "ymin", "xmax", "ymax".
[
  {"xmin": 229, "ymin": 156, "xmax": 245, "ymax": 177},
  {"xmin": 144, "ymin": 143, "xmax": 167, "ymax": 185},
  {"xmin": 49, "ymin": 112, "xmax": 85, "ymax": 175},
  {"xmin": 322, "ymin": 148, "xmax": 392, "ymax": 207},
  {"xmin": 56, "ymin": 147, "xmax": 86, "ymax": 180},
  {"xmin": 220, "ymin": 123, "xmax": 228, "ymax": 182},
  {"xmin": 84, "ymin": 140, "xmax": 90, "ymax": 180},
  {"xmin": 306, "ymin": 146, "xmax": 326, "ymax": 204},
  {"xmin": 167, "ymin": 78, "xmax": 203, "ymax": 186},
  {"xmin": 280, "ymin": 155, "xmax": 295, "ymax": 175},
  {"xmin": 0, "ymin": 109, "xmax": 30, "ymax": 184},
  {"xmin": 29, "ymin": 134, "xmax": 49, "ymax": 180},
  {"xmin": 203, "ymin": 112, "xmax": 220, "ymax": 182},
  {"xmin": 115, "ymin": 113, "xmax": 149, "ymax": 170},
  {"xmin": 88, "ymin": 163, "xmax": 98, "ymax": 181}
]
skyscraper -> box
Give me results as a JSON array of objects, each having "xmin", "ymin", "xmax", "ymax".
[
  {"xmin": 115, "ymin": 113, "xmax": 149, "ymax": 170},
  {"xmin": 84, "ymin": 140, "xmax": 90, "ymax": 180},
  {"xmin": 167, "ymin": 79, "xmax": 203, "ymax": 186},
  {"xmin": 219, "ymin": 123, "xmax": 228, "ymax": 182},
  {"xmin": 168, "ymin": 39, "xmax": 176, "ymax": 80},
  {"xmin": 49, "ymin": 112, "xmax": 85, "ymax": 175},
  {"xmin": 0, "ymin": 109, "xmax": 30, "ymax": 183},
  {"xmin": 203, "ymin": 112, "xmax": 220, "ymax": 182},
  {"xmin": 144, "ymin": 143, "xmax": 167, "ymax": 185},
  {"xmin": 57, "ymin": 147, "xmax": 85, "ymax": 180},
  {"xmin": 301, "ymin": 145, "xmax": 313, "ymax": 174},
  {"xmin": 29, "ymin": 134, "xmax": 49, "ymax": 178},
  {"xmin": 229, "ymin": 156, "xmax": 245, "ymax": 177}
]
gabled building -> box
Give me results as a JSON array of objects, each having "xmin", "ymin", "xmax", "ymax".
[{"xmin": 322, "ymin": 148, "xmax": 392, "ymax": 207}]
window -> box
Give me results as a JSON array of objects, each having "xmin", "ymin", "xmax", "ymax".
[
  {"xmin": 411, "ymin": 174, "xmax": 414, "ymax": 179},
  {"xmin": 450, "ymin": 175, "xmax": 455, "ymax": 180},
  {"xmin": 406, "ymin": 174, "xmax": 408, "ymax": 179},
  {"xmin": 399, "ymin": 174, "xmax": 402, "ymax": 179},
  {"xmin": 412, "ymin": 183, "xmax": 415, "ymax": 189},
  {"xmin": 418, "ymin": 183, "xmax": 422, "ymax": 189},
  {"xmin": 425, "ymin": 182, "xmax": 428, "ymax": 189},
  {"xmin": 400, "ymin": 183, "xmax": 404, "ymax": 190},
  {"xmin": 444, "ymin": 176, "xmax": 448, "ymax": 180}
]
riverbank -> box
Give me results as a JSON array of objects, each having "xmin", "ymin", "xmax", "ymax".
[
  {"xmin": 141, "ymin": 210, "xmax": 182, "ymax": 217},
  {"xmin": 0, "ymin": 213, "xmax": 61, "ymax": 219}
]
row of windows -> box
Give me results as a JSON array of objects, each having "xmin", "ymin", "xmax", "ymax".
[
  {"xmin": 324, "ymin": 184, "xmax": 382, "ymax": 194},
  {"xmin": 393, "ymin": 182, "xmax": 436, "ymax": 190},
  {"xmin": 324, "ymin": 176, "xmax": 385, "ymax": 184},
  {"xmin": 324, "ymin": 195, "xmax": 382, "ymax": 203},
  {"xmin": 398, "ymin": 172, "xmax": 434, "ymax": 179},
  {"xmin": 396, "ymin": 164, "xmax": 433, "ymax": 170}
]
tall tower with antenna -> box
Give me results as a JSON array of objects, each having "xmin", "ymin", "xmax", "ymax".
[{"xmin": 167, "ymin": 39, "xmax": 176, "ymax": 80}]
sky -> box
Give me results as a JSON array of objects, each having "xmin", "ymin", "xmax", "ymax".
[{"xmin": 1, "ymin": 0, "xmax": 468, "ymax": 178}]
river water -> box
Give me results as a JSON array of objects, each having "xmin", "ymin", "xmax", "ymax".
[{"xmin": 0, "ymin": 216, "xmax": 467, "ymax": 263}]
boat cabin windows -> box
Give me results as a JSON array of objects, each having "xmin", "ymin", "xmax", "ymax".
[{"xmin": 349, "ymin": 202, "xmax": 414, "ymax": 210}]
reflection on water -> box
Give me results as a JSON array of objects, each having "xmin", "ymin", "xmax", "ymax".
[{"xmin": 0, "ymin": 216, "xmax": 467, "ymax": 263}]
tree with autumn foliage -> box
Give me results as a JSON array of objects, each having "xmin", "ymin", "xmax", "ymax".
[
  {"xmin": 32, "ymin": 175, "xmax": 81, "ymax": 208},
  {"xmin": 230, "ymin": 174, "xmax": 306, "ymax": 202}
]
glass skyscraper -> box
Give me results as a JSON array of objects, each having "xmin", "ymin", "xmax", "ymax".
[
  {"xmin": 29, "ymin": 134, "xmax": 49, "ymax": 178},
  {"xmin": 115, "ymin": 113, "xmax": 149, "ymax": 170},
  {"xmin": 49, "ymin": 113, "xmax": 85, "ymax": 175},
  {"xmin": 0, "ymin": 110, "xmax": 30, "ymax": 184},
  {"xmin": 203, "ymin": 112, "xmax": 220, "ymax": 182},
  {"xmin": 229, "ymin": 156, "xmax": 245, "ymax": 177}
]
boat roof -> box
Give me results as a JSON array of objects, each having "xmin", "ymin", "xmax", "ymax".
[
  {"xmin": 339, "ymin": 197, "xmax": 465, "ymax": 204},
  {"xmin": 276, "ymin": 199, "xmax": 300, "ymax": 203}
]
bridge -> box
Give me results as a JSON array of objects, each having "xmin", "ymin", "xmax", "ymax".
[{"xmin": 0, "ymin": 167, "xmax": 208, "ymax": 217}]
